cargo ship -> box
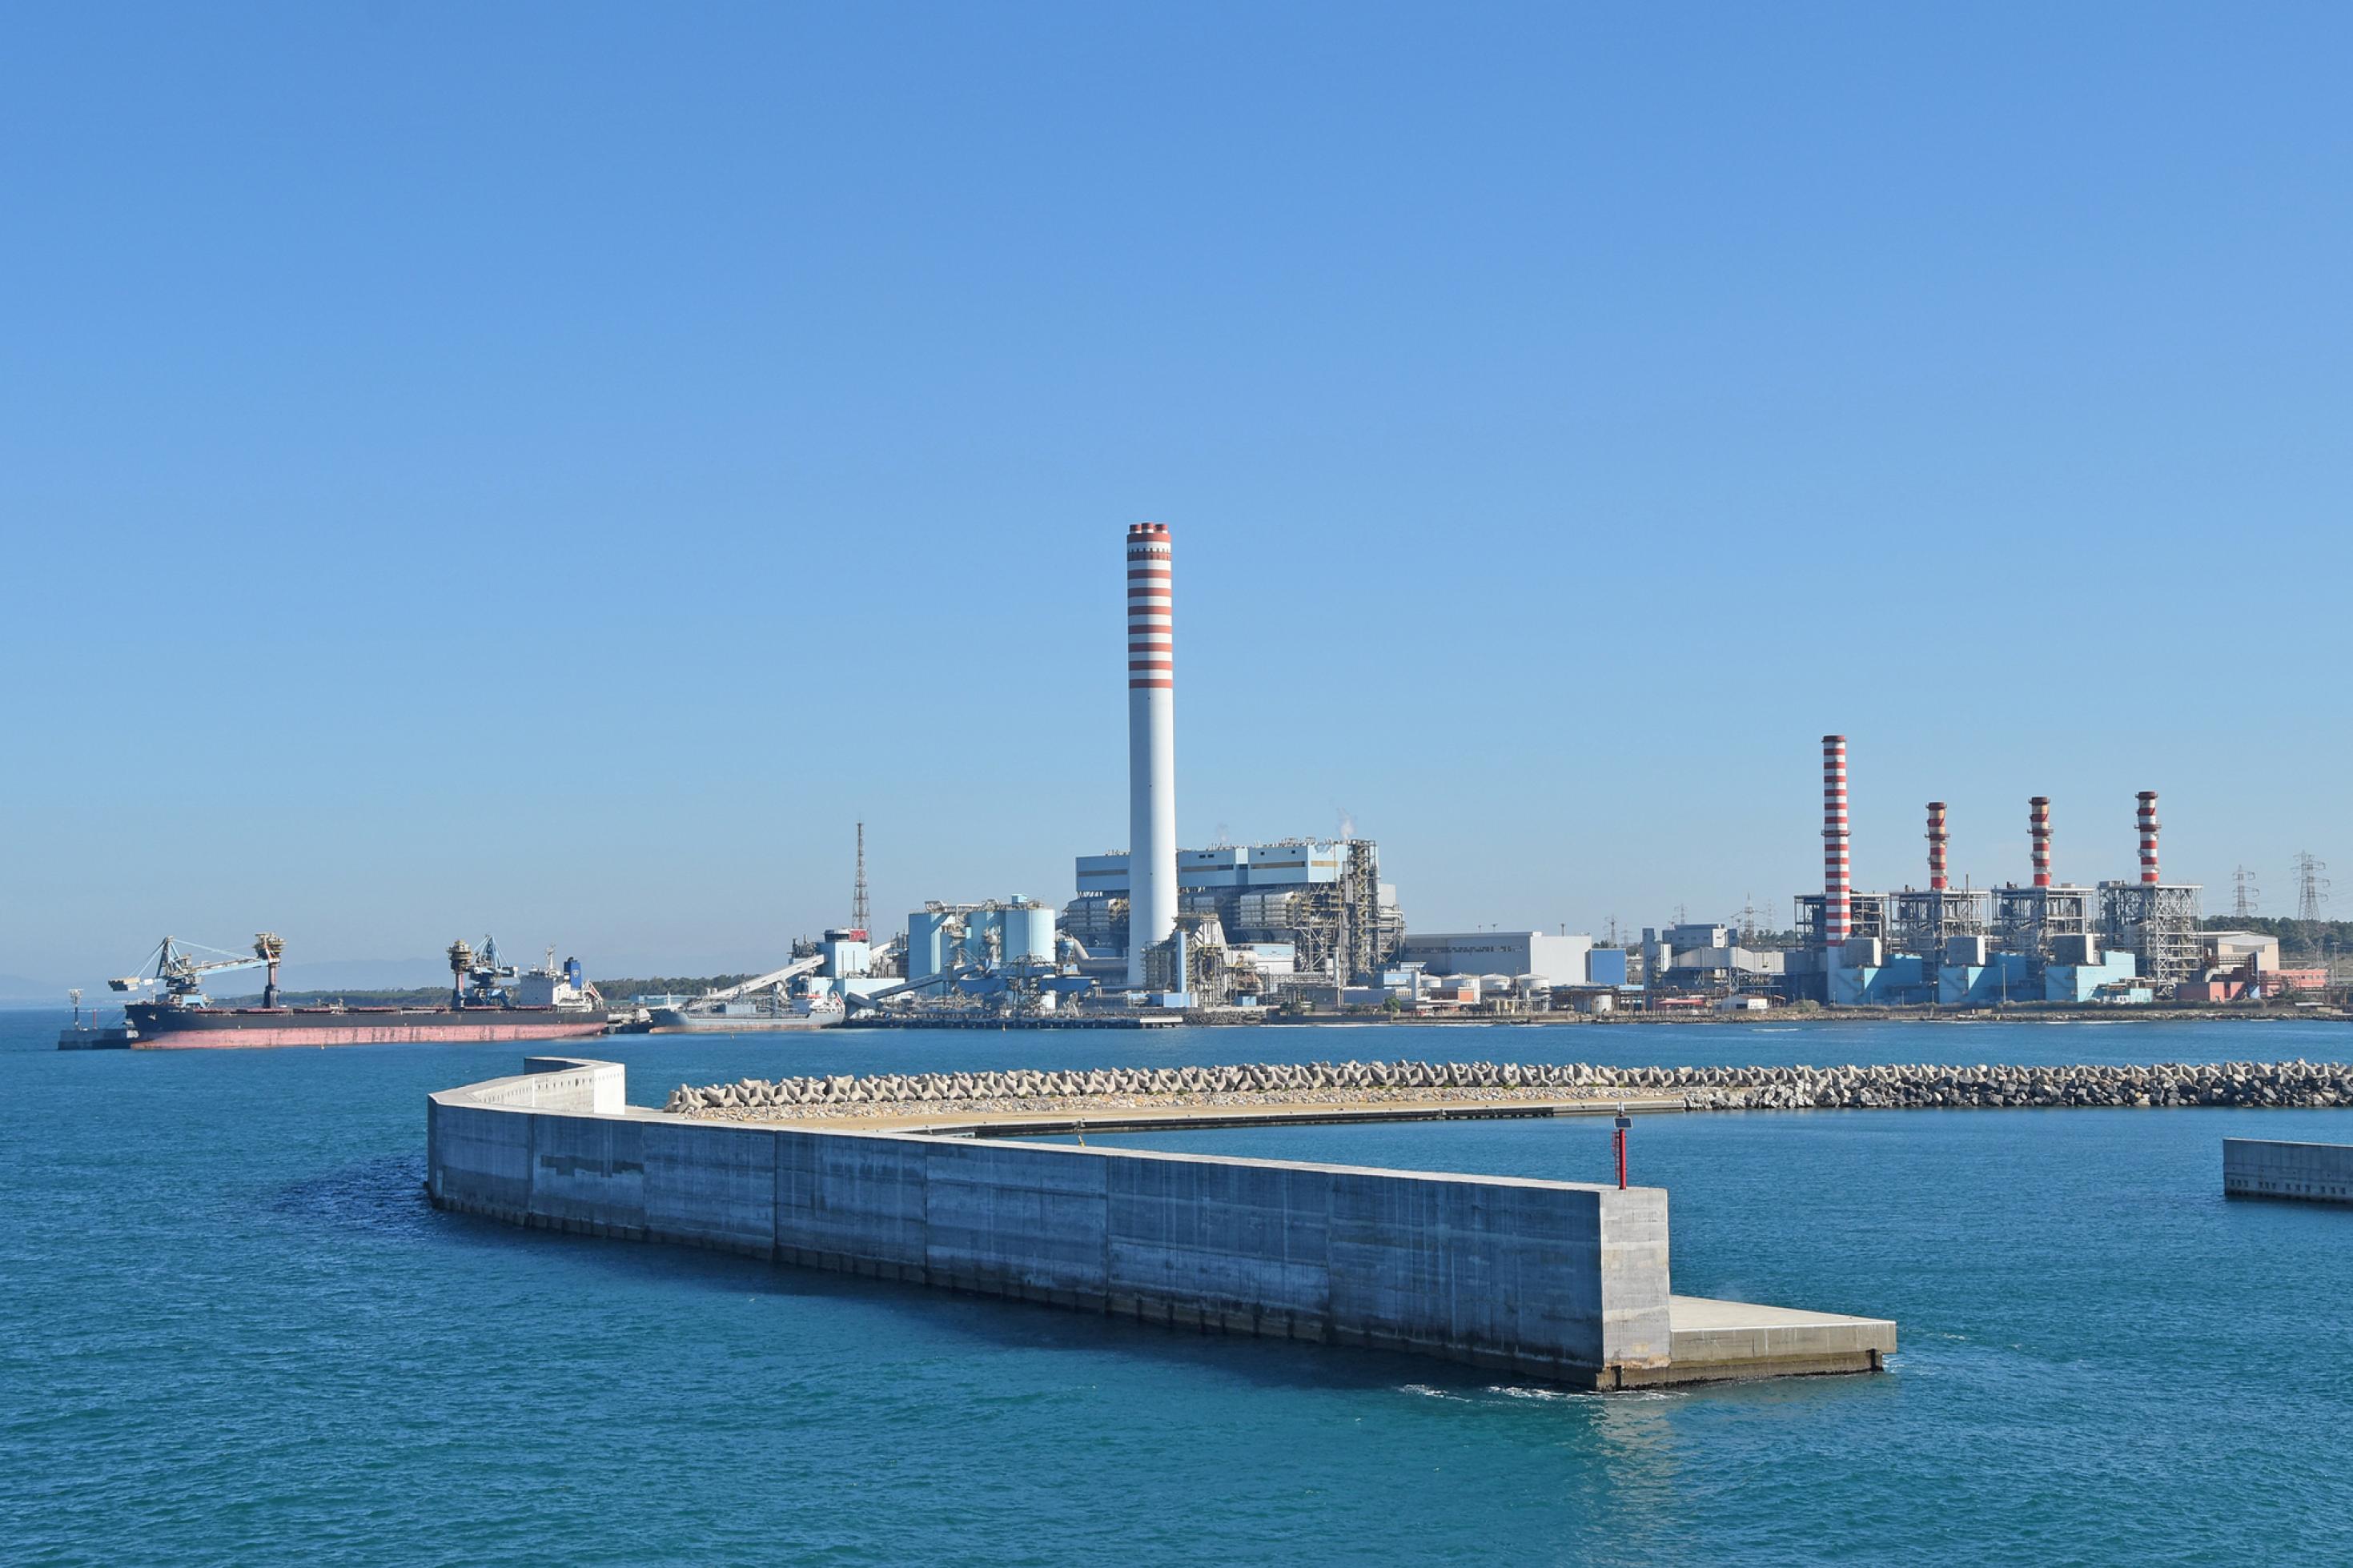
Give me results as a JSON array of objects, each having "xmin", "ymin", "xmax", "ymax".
[
  {"xmin": 66, "ymin": 933, "xmax": 620, "ymax": 1050},
  {"xmin": 635, "ymin": 951, "xmax": 845, "ymax": 1033},
  {"xmin": 645, "ymin": 992, "xmax": 844, "ymax": 1032}
]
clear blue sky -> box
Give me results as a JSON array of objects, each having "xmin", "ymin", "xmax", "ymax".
[{"xmin": 4, "ymin": 2, "xmax": 2348, "ymax": 986}]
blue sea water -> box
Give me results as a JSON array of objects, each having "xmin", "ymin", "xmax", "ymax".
[{"xmin": 6, "ymin": 1013, "xmax": 2353, "ymax": 1566}]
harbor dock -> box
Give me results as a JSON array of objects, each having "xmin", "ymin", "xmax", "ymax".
[
  {"xmin": 2224, "ymin": 1138, "xmax": 2353, "ymax": 1205},
  {"xmin": 428, "ymin": 1057, "xmax": 1893, "ymax": 1390}
]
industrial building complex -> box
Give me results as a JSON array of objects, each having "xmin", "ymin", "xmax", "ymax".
[
  {"xmin": 66, "ymin": 519, "xmax": 2331, "ymax": 1038},
  {"xmin": 510, "ymin": 525, "xmax": 2314, "ymax": 1028},
  {"xmin": 826, "ymin": 527, "xmax": 2315, "ymax": 1024},
  {"xmin": 1778, "ymin": 734, "xmax": 2285, "ymax": 1007}
]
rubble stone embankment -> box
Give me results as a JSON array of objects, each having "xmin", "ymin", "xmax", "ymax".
[{"xmin": 662, "ymin": 1057, "xmax": 2353, "ymax": 1121}]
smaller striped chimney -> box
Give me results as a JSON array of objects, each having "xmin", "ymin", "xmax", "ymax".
[
  {"xmin": 1822, "ymin": 736, "xmax": 1850, "ymax": 946},
  {"xmin": 2030, "ymin": 796, "xmax": 2052, "ymax": 888},
  {"xmin": 1926, "ymin": 802, "xmax": 1949, "ymax": 892},
  {"xmin": 2137, "ymin": 791, "xmax": 2160, "ymax": 885}
]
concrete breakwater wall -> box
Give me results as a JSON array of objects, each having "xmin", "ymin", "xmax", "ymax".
[
  {"xmin": 2224, "ymin": 1138, "xmax": 2353, "ymax": 1205},
  {"xmin": 666, "ymin": 1058, "xmax": 2353, "ymax": 1118},
  {"xmin": 431, "ymin": 1059, "xmax": 1677, "ymax": 1388}
]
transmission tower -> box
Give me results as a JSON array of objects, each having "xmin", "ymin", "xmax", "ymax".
[
  {"xmin": 2231, "ymin": 865, "xmax": 2260, "ymax": 920},
  {"xmin": 1736, "ymin": 892, "xmax": 1765, "ymax": 942},
  {"xmin": 2293, "ymin": 852, "xmax": 2330, "ymax": 923},
  {"xmin": 851, "ymin": 822, "xmax": 870, "ymax": 937}
]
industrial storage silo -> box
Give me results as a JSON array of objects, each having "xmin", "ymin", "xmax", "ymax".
[
  {"xmin": 959, "ymin": 908, "xmax": 1003, "ymax": 969},
  {"xmin": 908, "ymin": 910, "xmax": 950, "ymax": 983},
  {"xmin": 1004, "ymin": 902, "xmax": 1057, "ymax": 965}
]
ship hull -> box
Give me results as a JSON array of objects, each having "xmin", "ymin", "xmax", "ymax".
[
  {"xmin": 122, "ymin": 1005, "xmax": 616, "ymax": 1050},
  {"xmin": 644, "ymin": 1011, "xmax": 841, "ymax": 1033}
]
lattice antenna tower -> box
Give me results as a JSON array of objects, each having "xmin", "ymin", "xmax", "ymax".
[
  {"xmin": 2232, "ymin": 865, "xmax": 2260, "ymax": 920},
  {"xmin": 2293, "ymin": 852, "xmax": 2330, "ymax": 923},
  {"xmin": 851, "ymin": 822, "xmax": 870, "ymax": 936}
]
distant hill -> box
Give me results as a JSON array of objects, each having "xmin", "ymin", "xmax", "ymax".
[
  {"xmin": 272, "ymin": 973, "xmax": 757, "ymax": 1007},
  {"xmin": 0, "ymin": 972, "xmax": 64, "ymax": 1006},
  {"xmin": 205, "ymin": 959, "xmax": 456, "ymax": 997},
  {"xmin": 592, "ymin": 974, "xmax": 756, "ymax": 1001},
  {"xmin": 19, "ymin": 958, "xmax": 460, "ymax": 1008},
  {"xmin": 18, "ymin": 959, "xmax": 768, "ymax": 1010}
]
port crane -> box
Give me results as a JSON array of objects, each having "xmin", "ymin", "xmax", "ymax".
[
  {"xmin": 446, "ymin": 936, "xmax": 521, "ymax": 1005},
  {"xmin": 110, "ymin": 934, "xmax": 284, "ymax": 1009},
  {"xmin": 696, "ymin": 956, "xmax": 826, "ymax": 1005}
]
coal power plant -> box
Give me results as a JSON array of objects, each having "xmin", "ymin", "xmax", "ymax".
[
  {"xmin": 865, "ymin": 520, "xmax": 1431, "ymax": 1024},
  {"xmin": 1058, "ymin": 522, "xmax": 1409, "ymax": 1009}
]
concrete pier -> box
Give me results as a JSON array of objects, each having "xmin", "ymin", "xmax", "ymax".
[
  {"xmin": 2224, "ymin": 1138, "xmax": 2353, "ymax": 1205},
  {"xmin": 428, "ymin": 1057, "xmax": 1892, "ymax": 1390}
]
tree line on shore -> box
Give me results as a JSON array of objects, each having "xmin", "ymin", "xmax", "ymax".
[{"xmin": 271, "ymin": 973, "xmax": 757, "ymax": 1007}]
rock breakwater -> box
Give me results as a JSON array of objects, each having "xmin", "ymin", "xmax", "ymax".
[{"xmin": 663, "ymin": 1057, "xmax": 2353, "ymax": 1121}]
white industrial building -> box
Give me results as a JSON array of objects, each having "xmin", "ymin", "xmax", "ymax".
[{"xmin": 1394, "ymin": 932, "xmax": 1593, "ymax": 989}]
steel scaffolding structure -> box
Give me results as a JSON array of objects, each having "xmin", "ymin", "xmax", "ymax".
[
  {"xmin": 1796, "ymin": 892, "xmax": 1887, "ymax": 947},
  {"xmin": 2099, "ymin": 881, "xmax": 2204, "ymax": 988},
  {"xmin": 1992, "ymin": 884, "xmax": 2098, "ymax": 963},
  {"xmin": 1889, "ymin": 887, "xmax": 1991, "ymax": 956},
  {"xmin": 1291, "ymin": 839, "xmax": 1387, "ymax": 983}
]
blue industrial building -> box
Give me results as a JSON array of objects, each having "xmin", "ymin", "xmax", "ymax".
[
  {"xmin": 1825, "ymin": 941, "xmax": 2139, "ymax": 1006},
  {"xmin": 906, "ymin": 900, "xmax": 1058, "ymax": 985}
]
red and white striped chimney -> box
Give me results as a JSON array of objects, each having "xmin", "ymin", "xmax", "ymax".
[
  {"xmin": 1926, "ymin": 802, "xmax": 1949, "ymax": 892},
  {"xmin": 2137, "ymin": 791, "xmax": 2160, "ymax": 885},
  {"xmin": 1126, "ymin": 523, "xmax": 1177, "ymax": 987},
  {"xmin": 1822, "ymin": 735, "xmax": 1850, "ymax": 946},
  {"xmin": 2030, "ymin": 796, "xmax": 2052, "ymax": 888}
]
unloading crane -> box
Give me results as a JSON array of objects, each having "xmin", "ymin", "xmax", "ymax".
[
  {"xmin": 845, "ymin": 964, "xmax": 979, "ymax": 1012},
  {"xmin": 109, "ymin": 935, "xmax": 279, "ymax": 1009},
  {"xmin": 447, "ymin": 936, "xmax": 523, "ymax": 1006},
  {"xmin": 696, "ymin": 956, "xmax": 825, "ymax": 1005}
]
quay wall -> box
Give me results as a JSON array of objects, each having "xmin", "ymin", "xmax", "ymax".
[
  {"xmin": 429, "ymin": 1060, "xmax": 1672, "ymax": 1386},
  {"xmin": 2223, "ymin": 1138, "xmax": 2353, "ymax": 1205}
]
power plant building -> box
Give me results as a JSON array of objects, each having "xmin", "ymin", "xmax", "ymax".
[
  {"xmin": 906, "ymin": 900, "xmax": 1058, "ymax": 985},
  {"xmin": 1066, "ymin": 838, "xmax": 1403, "ymax": 982},
  {"xmin": 1394, "ymin": 932, "xmax": 1592, "ymax": 989},
  {"xmin": 1796, "ymin": 736, "xmax": 2201, "ymax": 1006}
]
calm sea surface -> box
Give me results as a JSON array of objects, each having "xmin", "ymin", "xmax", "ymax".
[{"xmin": 6, "ymin": 1013, "xmax": 2353, "ymax": 1565}]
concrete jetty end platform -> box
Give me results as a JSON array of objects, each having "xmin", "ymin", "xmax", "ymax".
[
  {"xmin": 427, "ymin": 1058, "xmax": 1893, "ymax": 1391},
  {"xmin": 2225, "ymin": 1138, "xmax": 2353, "ymax": 1205}
]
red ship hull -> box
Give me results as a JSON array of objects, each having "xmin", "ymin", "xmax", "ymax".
[{"xmin": 123, "ymin": 1004, "xmax": 616, "ymax": 1050}]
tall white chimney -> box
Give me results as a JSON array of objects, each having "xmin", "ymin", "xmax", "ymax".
[{"xmin": 1126, "ymin": 523, "xmax": 1177, "ymax": 987}]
